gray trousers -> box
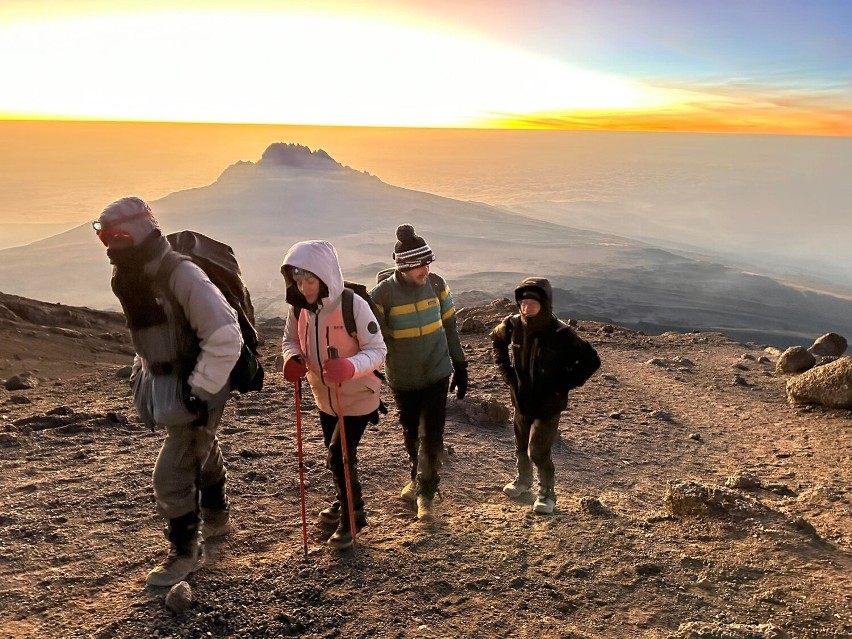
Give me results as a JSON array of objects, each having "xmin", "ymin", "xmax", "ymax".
[{"xmin": 152, "ymin": 402, "xmax": 227, "ymax": 520}]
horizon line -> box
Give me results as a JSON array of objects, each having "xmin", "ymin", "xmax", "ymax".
[{"xmin": 2, "ymin": 116, "xmax": 850, "ymax": 139}]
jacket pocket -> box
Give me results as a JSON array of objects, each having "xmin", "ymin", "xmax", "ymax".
[
  {"xmin": 131, "ymin": 368, "xmax": 155, "ymax": 429},
  {"xmin": 152, "ymin": 375, "xmax": 200, "ymax": 427}
]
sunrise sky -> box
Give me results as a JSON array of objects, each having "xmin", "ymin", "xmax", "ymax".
[{"xmin": 1, "ymin": 0, "xmax": 850, "ymax": 135}]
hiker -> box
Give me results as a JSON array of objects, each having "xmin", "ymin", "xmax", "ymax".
[
  {"xmin": 94, "ymin": 197, "xmax": 242, "ymax": 586},
  {"xmin": 491, "ymin": 277, "xmax": 600, "ymax": 514},
  {"xmin": 280, "ymin": 240, "xmax": 387, "ymax": 550},
  {"xmin": 369, "ymin": 224, "xmax": 468, "ymax": 522}
]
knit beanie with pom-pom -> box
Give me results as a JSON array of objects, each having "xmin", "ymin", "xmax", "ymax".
[{"xmin": 393, "ymin": 224, "xmax": 435, "ymax": 271}]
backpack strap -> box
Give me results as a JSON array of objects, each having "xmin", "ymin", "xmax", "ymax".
[
  {"xmin": 154, "ymin": 250, "xmax": 190, "ymax": 291},
  {"xmin": 341, "ymin": 287, "xmax": 357, "ymax": 337},
  {"xmin": 427, "ymin": 272, "xmax": 443, "ymax": 300}
]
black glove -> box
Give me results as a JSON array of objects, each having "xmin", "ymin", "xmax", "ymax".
[
  {"xmin": 182, "ymin": 381, "xmax": 209, "ymax": 426},
  {"xmin": 449, "ymin": 361, "xmax": 468, "ymax": 400}
]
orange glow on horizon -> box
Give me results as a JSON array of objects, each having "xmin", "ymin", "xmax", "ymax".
[{"xmin": 479, "ymin": 108, "xmax": 852, "ymax": 137}]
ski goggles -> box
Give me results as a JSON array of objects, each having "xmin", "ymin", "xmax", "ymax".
[
  {"xmin": 290, "ymin": 267, "xmax": 318, "ymax": 283},
  {"xmin": 91, "ymin": 210, "xmax": 150, "ymax": 246}
]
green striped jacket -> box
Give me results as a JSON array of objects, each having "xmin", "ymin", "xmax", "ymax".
[{"xmin": 369, "ymin": 271, "xmax": 466, "ymax": 391}]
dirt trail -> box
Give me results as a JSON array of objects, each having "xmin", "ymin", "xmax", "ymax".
[{"xmin": 1, "ymin": 309, "xmax": 850, "ymax": 638}]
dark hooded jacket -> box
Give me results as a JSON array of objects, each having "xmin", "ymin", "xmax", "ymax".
[{"xmin": 491, "ymin": 277, "xmax": 600, "ymax": 418}]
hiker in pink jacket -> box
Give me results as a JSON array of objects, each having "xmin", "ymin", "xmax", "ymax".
[{"xmin": 280, "ymin": 240, "xmax": 387, "ymax": 549}]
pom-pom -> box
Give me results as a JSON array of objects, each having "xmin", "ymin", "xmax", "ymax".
[{"xmin": 396, "ymin": 224, "xmax": 416, "ymax": 241}]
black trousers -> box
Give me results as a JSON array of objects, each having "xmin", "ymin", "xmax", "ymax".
[
  {"xmin": 319, "ymin": 411, "xmax": 371, "ymax": 510},
  {"xmin": 392, "ymin": 376, "xmax": 450, "ymax": 499}
]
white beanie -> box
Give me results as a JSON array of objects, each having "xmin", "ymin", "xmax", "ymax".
[{"xmin": 97, "ymin": 197, "xmax": 159, "ymax": 245}]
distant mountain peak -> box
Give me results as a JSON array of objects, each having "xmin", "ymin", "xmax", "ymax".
[{"xmin": 258, "ymin": 143, "xmax": 341, "ymax": 170}]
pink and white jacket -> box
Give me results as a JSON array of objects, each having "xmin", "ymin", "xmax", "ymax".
[{"xmin": 281, "ymin": 241, "xmax": 386, "ymax": 417}]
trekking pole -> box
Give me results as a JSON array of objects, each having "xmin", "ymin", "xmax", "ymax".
[
  {"xmin": 327, "ymin": 346, "xmax": 358, "ymax": 549},
  {"xmin": 294, "ymin": 379, "xmax": 309, "ymax": 556}
]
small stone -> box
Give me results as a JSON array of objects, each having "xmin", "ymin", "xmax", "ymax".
[
  {"xmin": 114, "ymin": 366, "xmax": 133, "ymax": 379},
  {"xmin": 608, "ymin": 411, "xmax": 622, "ymax": 419},
  {"xmin": 0, "ymin": 432, "xmax": 20, "ymax": 446},
  {"xmin": 689, "ymin": 433, "xmax": 702, "ymax": 441},
  {"xmin": 725, "ymin": 473, "xmax": 761, "ymax": 490},
  {"xmin": 165, "ymin": 581, "xmax": 192, "ymax": 613},
  {"xmin": 579, "ymin": 496, "xmax": 612, "ymax": 517},
  {"xmin": 9, "ymin": 395, "xmax": 31, "ymax": 405}
]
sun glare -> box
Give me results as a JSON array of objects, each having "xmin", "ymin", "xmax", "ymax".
[{"xmin": 0, "ymin": 8, "xmax": 657, "ymax": 127}]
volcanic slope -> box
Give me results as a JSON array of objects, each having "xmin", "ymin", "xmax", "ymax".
[{"xmin": 0, "ymin": 295, "xmax": 850, "ymax": 638}]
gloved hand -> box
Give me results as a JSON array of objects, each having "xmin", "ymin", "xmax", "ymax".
[
  {"xmin": 323, "ymin": 357, "xmax": 355, "ymax": 384},
  {"xmin": 449, "ymin": 361, "xmax": 468, "ymax": 399},
  {"xmin": 182, "ymin": 381, "xmax": 209, "ymax": 426},
  {"xmin": 283, "ymin": 356, "xmax": 308, "ymax": 382}
]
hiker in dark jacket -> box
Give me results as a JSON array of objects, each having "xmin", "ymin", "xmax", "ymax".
[
  {"xmin": 94, "ymin": 197, "xmax": 242, "ymax": 586},
  {"xmin": 491, "ymin": 277, "xmax": 600, "ymax": 514},
  {"xmin": 369, "ymin": 224, "xmax": 468, "ymax": 523}
]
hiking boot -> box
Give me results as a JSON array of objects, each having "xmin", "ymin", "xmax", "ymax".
[
  {"xmin": 146, "ymin": 542, "xmax": 204, "ymax": 586},
  {"xmin": 327, "ymin": 510, "xmax": 367, "ymax": 550},
  {"xmin": 319, "ymin": 501, "xmax": 341, "ymax": 523},
  {"xmin": 503, "ymin": 477, "xmax": 533, "ymax": 498},
  {"xmin": 316, "ymin": 501, "xmax": 341, "ymax": 532},
  {"xmin": 201, "ymin": 508, "xmax": 233, "ymax": 540},
  {"xmin": 400, "ymin": 480, "xmax": 417, "ymax": 503},
  {"xmin": 532, "ymin": 493, "xmax": 556, "ymax": 515},
  {"xmin": 416, "ymin": 495, "xmax": 435, "ymax": 522},
  {"xmin": 147, "ymin": 511, "xmax": 204, "ymax": 587}
]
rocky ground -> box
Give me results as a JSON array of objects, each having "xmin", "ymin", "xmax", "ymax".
[{"xmin": 0, "ymin": 293, "xmax": 850, "ymax": 639}]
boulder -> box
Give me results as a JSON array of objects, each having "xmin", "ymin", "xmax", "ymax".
[
  {"xmin": 808, "ymin": 332, "xmax": 847, "ymax": 357},
  {"xmin": 459, "ymin": 317, "xmax": 487, "ymax": 334},
  {"xmin": 4, "ymin": 373, "xmax": 38, "ymax": 391},
  {"xmin": 664, "ymin": 480, "xmax": 752, "ymax": 516},
  {"xmin": 457, "ymin": 396, "xmax": 511, "ymax": 425},
  {"xmin": 775, "ymin": 346, "xmax": 815, "ymax": 374},
  {"xmin": 786, "ymin": 356, "xmax": 852, "ymax": 409}
]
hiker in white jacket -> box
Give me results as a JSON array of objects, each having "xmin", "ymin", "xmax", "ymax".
[
  {"xmin": 281, "ymin": 240, "xmax": 386, "ymax": 549},
  {"xmin": 95, "ymin": 196, "xmax": 242, "ymax": 587}
]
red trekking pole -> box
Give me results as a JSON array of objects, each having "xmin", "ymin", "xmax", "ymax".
[
  {"xmin": 328, "ymin": 346, "xmax": 358, "ymax": 549},
  {"xmin": 294, "ymin": 379, "xmax": 309, "ymax": 556}
]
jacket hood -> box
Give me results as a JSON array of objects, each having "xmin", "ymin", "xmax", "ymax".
[
  {"xmin": 281, "ymin": 240, "xmax": 344, "ymax": 307},
  {"xmin": 515, "ymin": 277, "xmax": 553, "ymax": 306},
  {"xmin": 515, "ymin": 277, "xmax": 554, "ymax": 327}
]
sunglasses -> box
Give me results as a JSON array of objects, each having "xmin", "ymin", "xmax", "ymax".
[
  {"xmin": 291, "ymin": 267, "xmax": 318, "ymax": 283},
  {"xmin": 92, "ymin": 210, "xmax": 150, "ymax": 246}
]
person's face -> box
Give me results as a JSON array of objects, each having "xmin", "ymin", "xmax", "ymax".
[
  {"xmin": 400, "ymin": 264, "xmax": 430, "ymax": 285},
  {"xmin": 519, "ymin": 299, "xmax": 541, "ymax": 318},
  {"xmin": 296, "ymin": 272, "xmax": 321, "ymax": 304}
]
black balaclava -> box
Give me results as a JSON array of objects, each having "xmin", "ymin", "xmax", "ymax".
[
  {"xmin": 515, "ymin": 278, "xmax": 555, "ymax": 333},
  {"xmin": 110, "ymin": 230, "xmax": 169, "ymax": 329}
]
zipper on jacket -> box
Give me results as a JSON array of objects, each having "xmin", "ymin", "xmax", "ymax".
[
  {"xmin": 529, "ymin": 336, "xmax": 539, "ymax": 387},
  {"xmin": 319, "ymin": 314, "xmax": 338, "ymax": 416}
]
